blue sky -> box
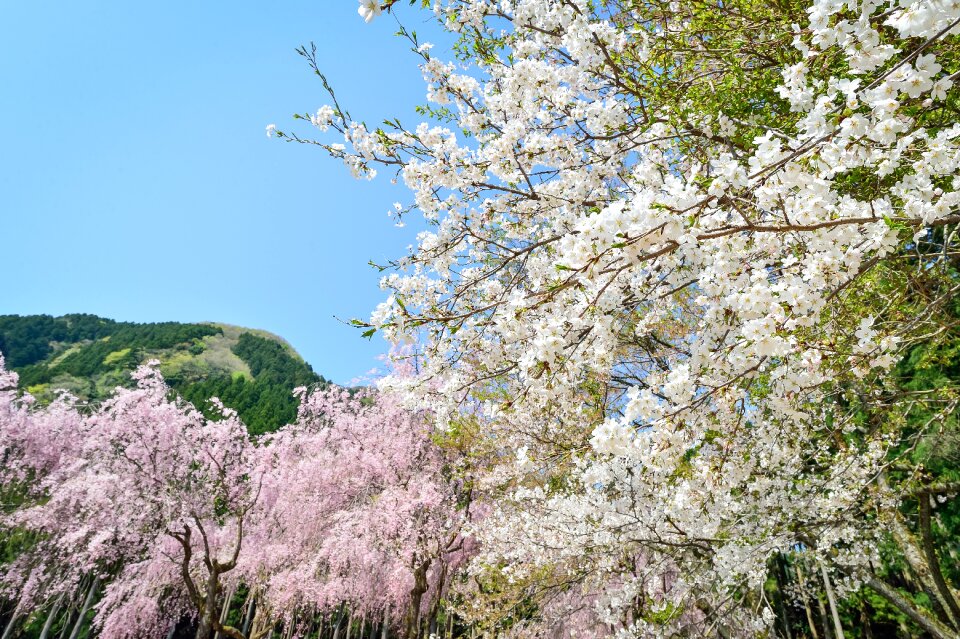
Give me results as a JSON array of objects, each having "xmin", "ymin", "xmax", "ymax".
[{"xmin": 1, "ymin": 2, "xmax": 446, "ymax": 384}]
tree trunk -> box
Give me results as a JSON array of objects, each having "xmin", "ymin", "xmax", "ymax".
[
  {"xmin": 39, "ymin": 594, "xmax": 65, "ymax": 639},
  {"xmin": 860, "ymin": 602, "xmax": 874, "ymax": 639},
  {"xmin": 214, "ymin": 585, "xmax": 235, "ymax": 639},
  {"xmin": 816, "ymin": 593, "xmax": 833, "ymax": 639},
  {"xmin": 774, "ymin": 558, "xmax": 793, "ymax": 639},
  {"xmin": 1, "ymin": 611, "xmax": 19, "ymax": 639},
  {"xmin": 793, "ymin": 563, "xmax": 820, "ymax": 639},
  {"xmin": 195, "ymin": 573, "xmax": 220, "ymax": 639},
  {"xmin": 819, "ymin": 563, "xmax": 845, "ymax": 639},
  {"xmin": 285, "ymin": 611, "xmax": 297, "ymax": 639},
  {"xmin": 381, "ymin": 606, "xmax": 389, "ymax": 639},
  {"xmin": 918, "ymin": 494, "xmax": 960, "ymax": 630},
  {"xmin": 68, "ymin": 577, "xmax": 100, "ymax": 639},
  {"xmin": 58, "ymin": 608, "xmax": 75, "ymax": 639},
  {"xmin": 332, "ymin": 604, "xmax": 346, "ymax": 639},
  {"xmin": 251, "ymin": 602, "xmax": 273, "ymax": 639},
  {"xmin": 405, "ymin": 561, "xmax": 431, "ymax": 639},
  {"xmin": 197, "ymin": 609, "xmax": 216, "ymax": 639},
  {"xmin": 241, "ymin": 595, "xmax": 256, "ymax": 638},
  {"xmin": 426, "ymin": 562, "xmax": 446, "ymax": 639},
  {"xmin": 892, "ymin": 516, "xmax": 956, "ymax": 626},
  {"xmin": 881, "ymin": 475, "xmax": 957, "ymax": 628}
]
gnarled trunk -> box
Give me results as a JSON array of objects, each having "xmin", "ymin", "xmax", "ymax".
[
  {"xmin": 195, "ymin": 572, "xmax": 220, "ymax": 639},
  {"xmin": 405, "ymin": 560, "xmax": 431, "ymax": 639}
]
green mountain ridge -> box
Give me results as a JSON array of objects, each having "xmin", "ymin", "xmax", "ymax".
[{"xmin": 0, "ymin": 314, "xmax": 328, "ymax": 435}]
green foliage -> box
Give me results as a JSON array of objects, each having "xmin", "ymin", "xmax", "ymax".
[
  {"xmin": 179, "ymin": 333, "xmax": 328, "ymax": 435},
  {"xmin": 0, "ymin": 313, "xmax": 116, "ymax": 368},
  {"xmin": 0, "ymin": 314, "xmax": 329, "ymax": 435},
  {"xmin": 0, "ymin": 315, "xmax": 221, "ymax": 389}
]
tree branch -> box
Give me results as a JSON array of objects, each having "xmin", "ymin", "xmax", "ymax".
[{"xmin": 864, "ymin": 575, "xmax": 956, "ymax": 639}]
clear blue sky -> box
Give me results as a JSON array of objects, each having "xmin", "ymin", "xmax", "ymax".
[{"xmin": 1, "ymin": 1, "xmax": 445, "ymax": 384}]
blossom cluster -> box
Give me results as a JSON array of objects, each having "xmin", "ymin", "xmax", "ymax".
[
  {"xmin": 293, "ymin": 0, "xmax": 960, "ymax": 634},
  {"xmin": 0, "ymin": 357, "xmax": 467, "ymax": 639}
]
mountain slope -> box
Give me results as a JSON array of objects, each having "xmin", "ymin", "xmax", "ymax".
[{"xmin": 0, "ymin": 314, "xmax": 327, "ymax": 434}]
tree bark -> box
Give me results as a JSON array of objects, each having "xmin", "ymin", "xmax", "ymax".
[
  {"xmin": 286, "ymin": 611, "xmax": 297, "ymax": 639},
  {"xmin": 195, "ymin": 572, "xmax": 220, "ymax": 639},
  {"xmin": 405, "ymin": 560, "xmax": 431, "ymax": 639}
]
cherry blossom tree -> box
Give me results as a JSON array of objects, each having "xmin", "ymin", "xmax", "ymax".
[
  {"xmin": 240, "ymin": 384, "xmax": 471, "ymax": 639},
  {"xmin": 7, "ymin": 0, "xmax": 960, "ymax": 634},
  {"xmin": 0, "ymin": 359, "xmax": 268, "ymax": 639},
  {"xmin": 0, "ymin": 355, "xmax": 471, "ymax": 639},
  {"xmin": 276, "ymin": 0, "xmax": 960, "ymax": 635},
  {"xmin": 0, "ymin": 355, "xmax": 91, "ymax": 639}
]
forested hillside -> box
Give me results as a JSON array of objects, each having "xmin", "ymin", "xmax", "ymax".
[{"xmin": 0, "ymin": 314, "xmax": 327, "ymax": 434}]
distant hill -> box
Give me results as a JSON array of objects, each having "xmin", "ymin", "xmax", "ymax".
[{"xmin": 0, "ymin": 314, "xmax": 328, "ymax": 435}]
